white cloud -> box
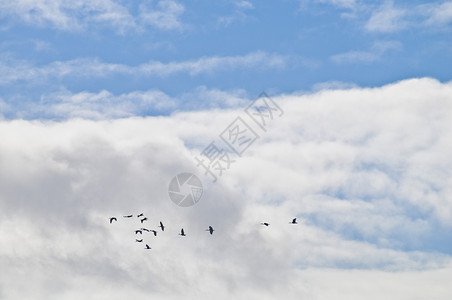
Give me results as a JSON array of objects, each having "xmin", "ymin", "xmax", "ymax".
[
  {"xmin": 140, "ymin": 51, "xmax": 289, "ymax": 76},
  {"xmin": 331, "ymin": 50, "xmax": 378, "ymax": 64},
  {"xmin": 2, "ymin": 87, "xmax": 251, "ymax": 119},
  {"xmin": 178, "ymin": 86, "xmax": 250, "ymax": 109},
  {"xmin": 298, "ymin": 1, "xmax": 452, "ymax": 33},
  {"xmin": 299, "ymin": 0, "xmax": 357, "ymax": 10},
  {"xmin": 1, "ymin": 77, "xmax": 452, "ymax": 298},
  {"xmin": 425, "ymin": 1, "xmax": 452, "ymax": 26},
  {"xmin": 331, "ymin": 40, "xmax": 402, "ymax": 64},
  {"xmin": 364, "ymin": 1, "xmax": 452, "ymax": 34},
  {"xmin": 0, "ymin": 51, "xmax": 290, "ymax": 85},
  {"xmin": 217, "ymin": 0, "xmax": 255, "ymax": 26},
  {"xmin": 0, "ymin": 57, "xmax": 125, "ymax": 84},
  {"xmin": 235, "ymin": 1, "xmax": 254, "ymax": 10},
  {"xmin": 317, "ymin": 0, "xmax": 356, "ymax": 9},
  {"xmin": 302, "ymin": 0, "xmax": 452, "ymax": 33},
  {"xmin": 139, "ymin": 0, "xmax": 184, "ymax": 30},
  {"xmin": 37, "ymin": 89, "xmax": 176, "ymax": 119},
  {"xmin": 365, "ymin": 1, "xmax": 407, "ymax": 33},
  {"xmin": 0, "ymin": 0, "xmax": 185, "ymax": 33},
  {"xmin": 311, "ymin": 80, "xmax": 359, "ymax": 91}
]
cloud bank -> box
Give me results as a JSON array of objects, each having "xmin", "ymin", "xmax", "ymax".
[{"xmin": 0, "ymin": 77, "xmax": 452, "ymax": 299}]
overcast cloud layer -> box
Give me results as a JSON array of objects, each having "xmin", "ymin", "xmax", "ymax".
[{"xmin": 1, "ymin": 77, "xmax": 451, "ymax": 299}]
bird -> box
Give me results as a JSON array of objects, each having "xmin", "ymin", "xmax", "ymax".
[
  {"xmin": 179, "ymin": 228, "xmax": 186, "ymax": 236},
  {"xmin": 291, "ymin": 218, "xmax": 298, "ymax": 224},
  {"xmin": 123, "ymin": 215, "xmax": 133, "ymax": 218},
  {"xmin": 140, "ymin": 228, "xmax": 150, "ymax": 232},
  {"xmin": 206, "ymin": 226, "xmax": 214, "ymax": 235},
  {"xmin": 137, "ymin": 213, "xmax": 144, "ymax": 218},
  {"xmin": 159, "ymin": 221, "xmax": 165, "ymax": 231},
  {"xmin": 261, "ymin": 222, "xmax": 270, "ymax": 226},
  {"xmin": 145, "ymin": 244, "xmax": 151, "ymax": 250},
  {"xmin": 150, "ymin": 230, "xmax": 157, "ymax": 237},
  {"xmin": 109, "ymin": 217, "xmax": 117, "ymax": 224},
  {"xmin": 135, "ymin": 230, "xmax": 142, "ymax": 234},
  {"xmin": 136, "ymin": 239, "xmax": 143, "ymax": 242},
  {"xmin": 140, "ymin": 217, "xmax": 148, "ymax": 223}
]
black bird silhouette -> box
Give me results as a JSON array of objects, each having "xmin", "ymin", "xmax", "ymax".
[
  {"xmin": 109, "ymin": 217, "xmax": 117, "ymax": 224},
  {"xmin": 135, "ymin": 230, "xmax": 142, "ymax": 234},
  {"xmin": 291, "ymin": 218, "xmax": 298, "ymax": 224},
  {"xmin": 261, "ymin": 222, "xmax": 270, "ymax": 226},
  {"xmin": 179, "ymin": 228, "xmax": 186, "ymax": 236},
  {"xmin": 141, "ymin": 228, "xmax": 150, "ymax": 232},
  {"xmin": 150, "ymin": 230, "xmax": 157, "ymax": 236},
  {"xmin": 206, "ymin": 226, "xmax": 214, "ymax": 235},
  {"xmin": 137, "ymin": 213, "xmax": 144, "ymax": 218},
  {"xmin": 159, "ymin": 221, "xmax": 165, "ymax": 231},
  {"xmin": 136, "ymin": 239, "xmax": 143, "ymax": 242},
  {"xmin": 145, "ymin": 244, "xmax": 151, "ymax": 250},
  {"xmin": 123, "ymin": 215, "xmax": 133, "ymax": 218},
  {"xmin": 140, "ymin": 217, "xmax": 148, "ymax": 223}
]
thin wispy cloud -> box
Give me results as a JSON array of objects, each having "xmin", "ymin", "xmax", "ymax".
[
  {"xmin": 364, "ymin": 1, "xmax": 452, "ymax": 33},
  {"xmin": 317, "ymin": 0, "xmax": 356, "ymax": 9},
  {"xmin": 311, "ymin": 80, "xmax": 359, "ymax": 91},
  {"xmin": 139, "ymin": 0, "xmax": 185, "ymax": 30},
  {"xmin": 139, "ymin": 51, "xmax": 288, "ymax": 76},
  {"xmin": 37, "ymin": 89, "xmax": 176, "ymax": 119},
  {"xmin": 235, "ymin": 1, "xmax": 254, "ymax": 10},
  {"xmin": 299, "ymin": 0, "xmax": 357, "ymax": 10},
  {"xmin": 217, "ymin": 0, "xmax": 255, "ymax": 26},
  {"xmin": 331, "ymin": 41, "xmax": 402, "ymax": 64},
  {"xmin": 1, "ymin": 87, "xmax": 250, "ymax": 119},
  {"xmin": 425, "ymin": 1, "xmax": 452, "ymax": 26},
  {"xmin": 0, "ymin": 51, "xmax": 290, "ymax": 85},
  {"xmin": 365, "ymin": 1, "xmax": 406, "ymax": 33},
  {"xmin": 302, "ymin": 1, "xmax": 452, "ymax": 33},
  {"xmin": 0, "ymin": 0, "xmax": 185, "ymax": 33}
]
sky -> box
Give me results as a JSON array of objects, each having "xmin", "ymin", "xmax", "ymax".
[{"xmin": 0, "ymin": 1, "xmax": 452, "ymax": 299}]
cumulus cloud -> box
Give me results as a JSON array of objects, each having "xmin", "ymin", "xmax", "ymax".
[{"xmin": 1, "ymin": 77, "xmax": 452, "ymax": 299}]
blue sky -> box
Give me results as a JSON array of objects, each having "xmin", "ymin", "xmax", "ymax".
[
  {"xmin": 1, "ymin": 0, "xmax": 451, "ymax": 119},
  {"xmin": 1, "ymin": 1, "xmax": 452, "ymax": 299}
]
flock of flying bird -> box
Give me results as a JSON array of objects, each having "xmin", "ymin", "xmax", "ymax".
[{"xmin": 109, "ymin": 214, "xmax": 298, "ymax": 250}]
